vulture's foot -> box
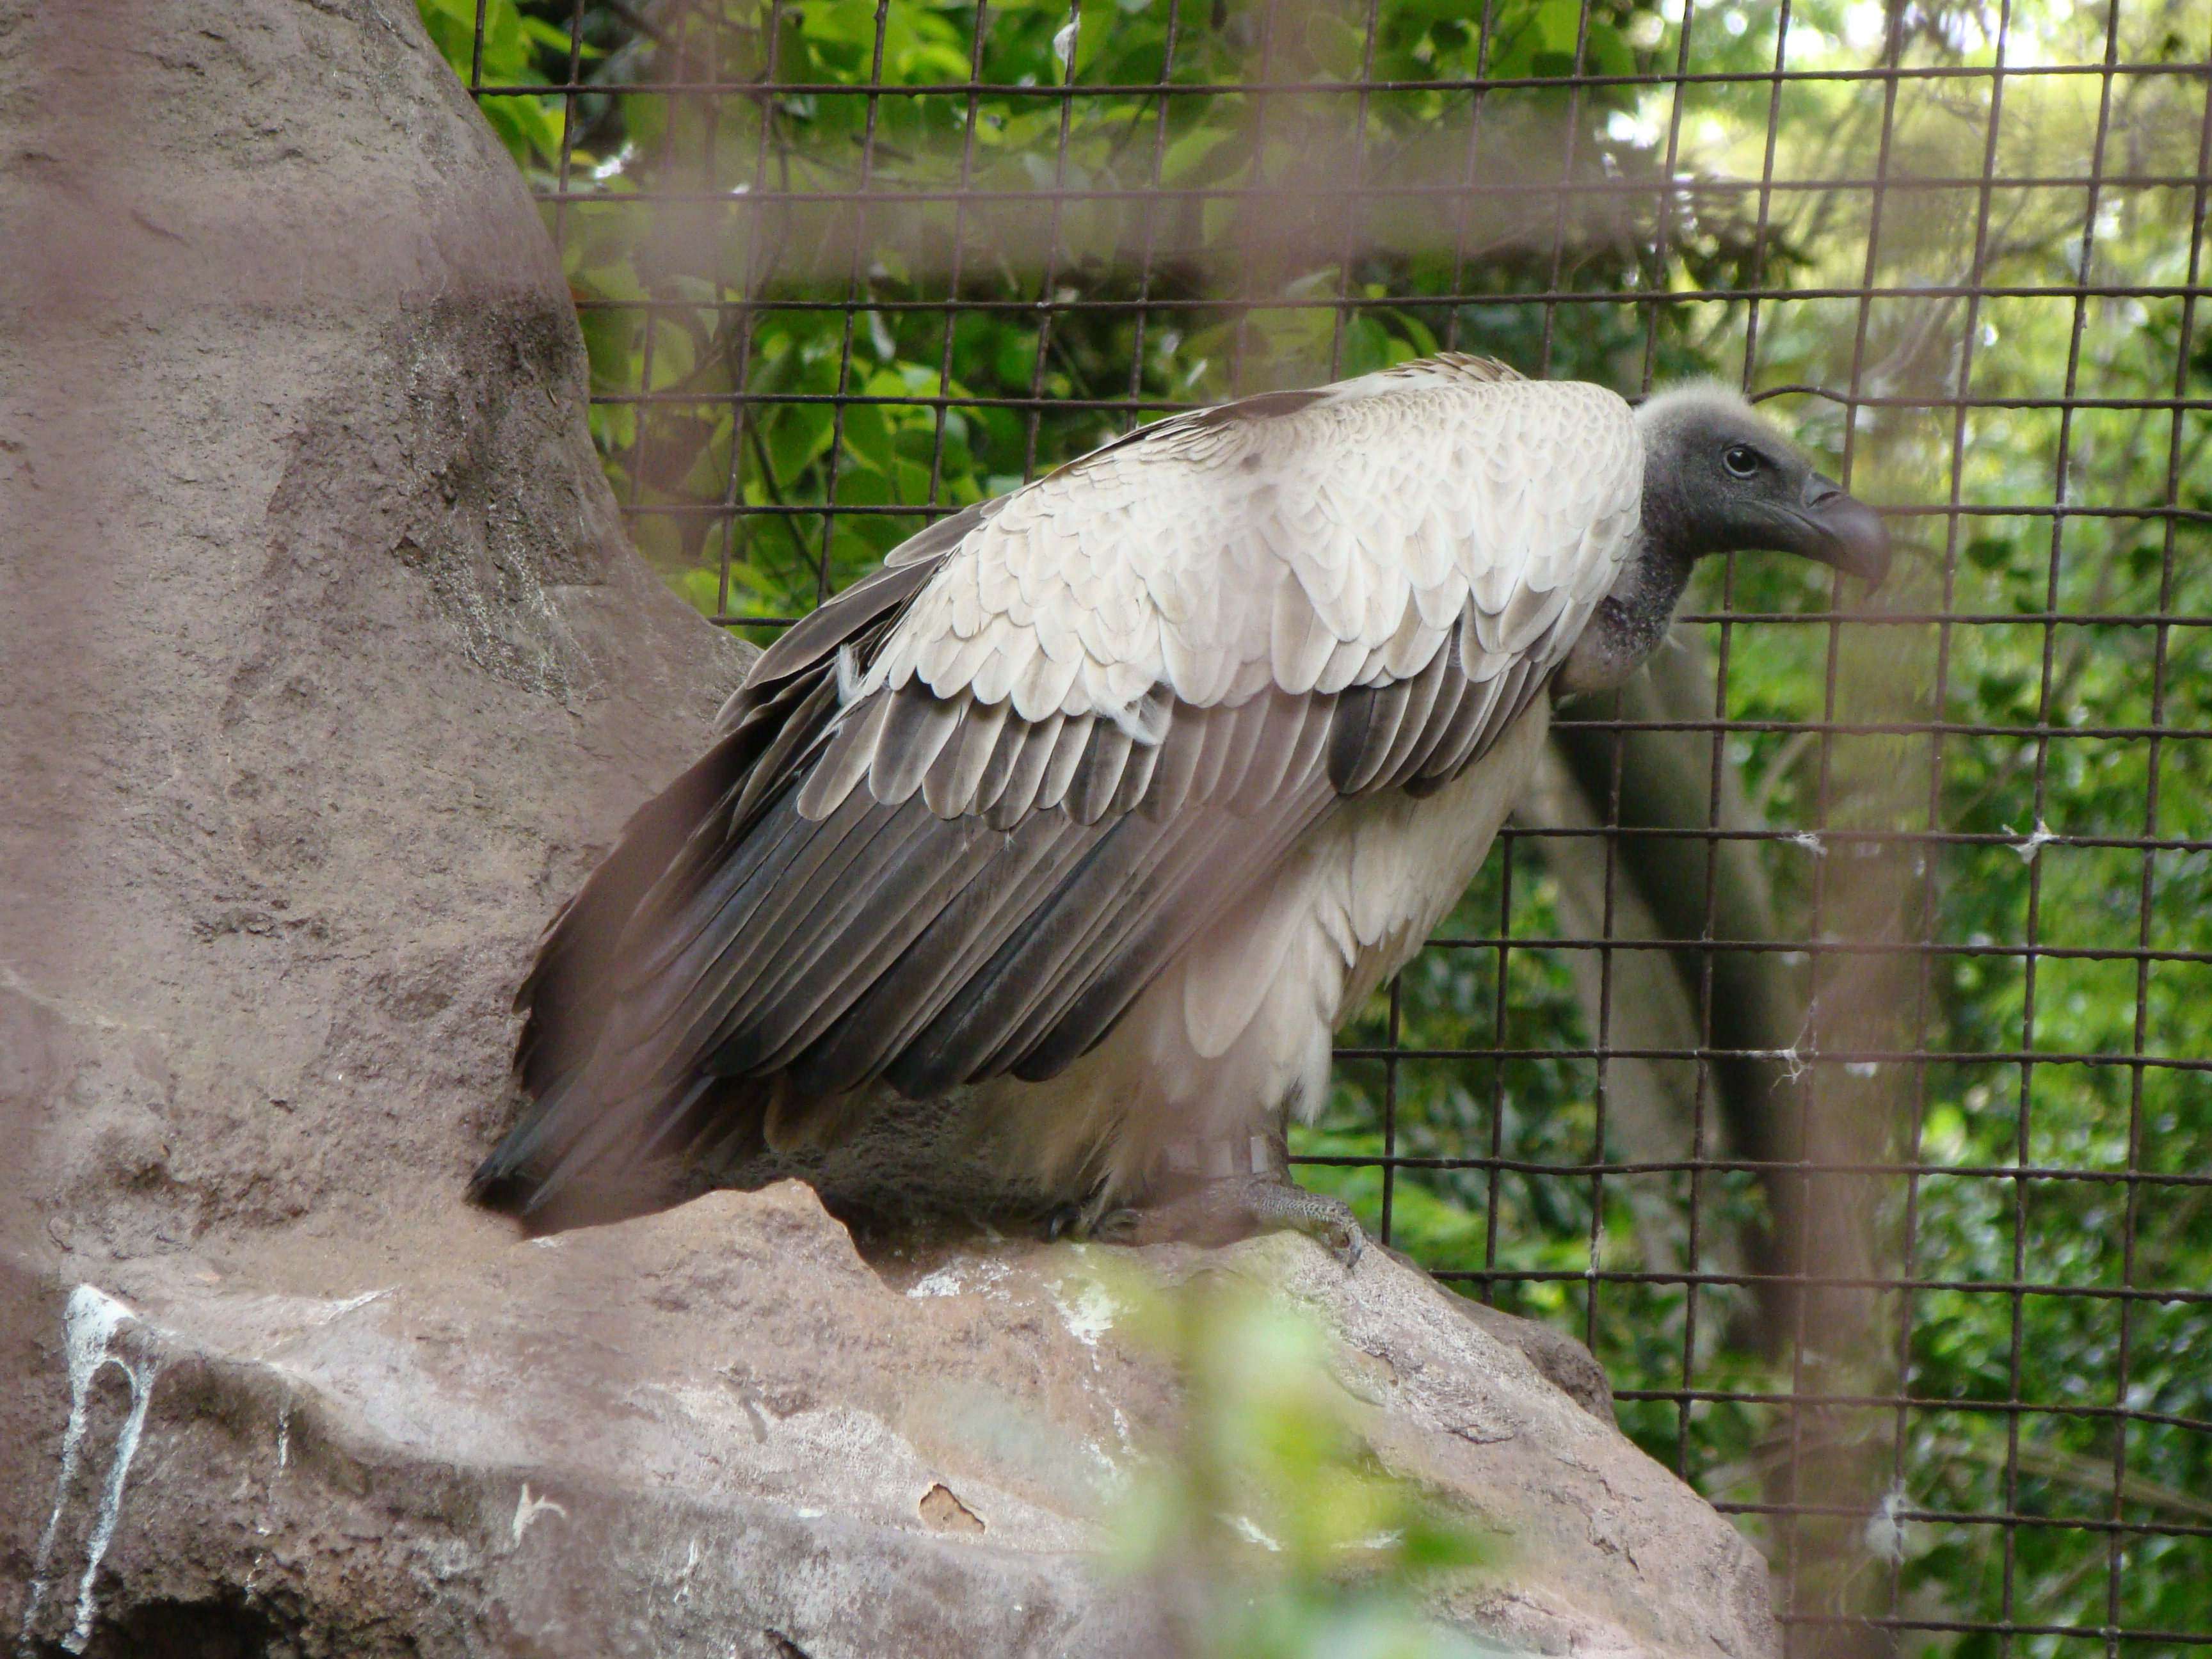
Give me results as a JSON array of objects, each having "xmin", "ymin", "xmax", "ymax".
[
  {"xmin": 1062, "ymin": 1178, "xmax": 1363, "ymax": 1269},
  {"xmin": 1048, "ymin": 1193, "xmax": 1132, "ymax": 1243},
  {"xmin": 1244, "ymin": 1178, "xmax": 1365, "ymax": 1269}
]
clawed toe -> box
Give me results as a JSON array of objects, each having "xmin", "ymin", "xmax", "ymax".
[
  {"xmin": 1048, "ymin": 1187, "xmax": 1148, "ymax": 1245},
  {"xmin": 1247, "ymin": 1183, "xmax": 1363, "ymax": 1270},
  {"xmin": 1319, "ymin": 1210, "xmax": 1364, "ymax": 1270},
  {"xmin": 1084, "ymin": 1205, "xmax": 1146, "ymax": 1244}
]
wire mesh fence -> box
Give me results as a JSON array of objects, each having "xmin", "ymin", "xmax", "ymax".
[{"xmin": 434, "ymin": 0, "xmax": 2212, "ymax": 1649}]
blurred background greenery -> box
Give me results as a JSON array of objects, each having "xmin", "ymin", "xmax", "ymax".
[
  {"xmin": 1088, "ymin": 1256, "xmax": 1508, "ymax": 1659},
  {"xmin": 420, "ymin": 0, "xmax": 2211, "ymax": 1651}
]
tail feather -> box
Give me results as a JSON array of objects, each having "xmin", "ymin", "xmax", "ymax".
[{"xmin": 469, "ymin": 1066, "xmax": 776, "ymax": 1228}]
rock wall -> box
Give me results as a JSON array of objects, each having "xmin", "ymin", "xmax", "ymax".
[
  {"xmin": 0, "ymin": 0, "xmax": 744, "ymax": 1266},
  {"xmin": 0, "ymin": 3, "xmax": 1779, "ymax": 1654},
  {"xmin": 0, "ymin": 0, "xmax": 747, "ymax": 1624}
]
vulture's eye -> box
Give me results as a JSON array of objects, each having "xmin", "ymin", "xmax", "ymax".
[{"xmin": 1723, "ymin": 445, "xmax": 1762, "ymax": 478}]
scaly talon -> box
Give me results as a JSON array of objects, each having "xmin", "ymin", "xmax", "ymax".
[{"xmin": 1244, "ymin": 1179, "xmax": 1364, "ymax": 1270}]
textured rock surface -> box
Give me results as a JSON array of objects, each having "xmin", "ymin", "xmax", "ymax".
[
  {"xmin": 0, "ymin": 0, "xmax": 744, "ymax": 1271},
  {"xmin": 6, "ymin": 1187, "xmax": 1777, "ymax": 1659},
  {"xmin": 0, "ymin": 2, "xmax": 1778, "ymax": 1655},
  {"xmin": 0, "ymin": 0, "xmax": 745, "ymax": 1635}
]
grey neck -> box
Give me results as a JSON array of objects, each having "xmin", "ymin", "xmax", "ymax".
[{"xmin": 1556, "ymin": 527, "xmax": 1697, "ymax": 694}]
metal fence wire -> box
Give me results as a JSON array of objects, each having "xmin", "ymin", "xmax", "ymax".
[{"xmin": 447, "ymin": 0, "xmax": 2212, "ymax": 1651}]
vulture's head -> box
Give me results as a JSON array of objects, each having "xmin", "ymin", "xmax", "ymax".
[{"xmin": 1559, "ymin": 382, "xmax": 1892, "ymax": 693}]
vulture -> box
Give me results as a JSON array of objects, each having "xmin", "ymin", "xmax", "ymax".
[{"xmin": 472, "ymin": 355, "xmax": 1888, "ymax": 1263}]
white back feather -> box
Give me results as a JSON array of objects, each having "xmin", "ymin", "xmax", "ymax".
[{"xmin": 851, "ymin": 358, "xmax": 1644, "ymax": 739}]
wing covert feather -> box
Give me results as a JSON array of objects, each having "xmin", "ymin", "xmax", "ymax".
[{"xmin": 847, "ymin": 356, "xmax": 1640, "ymax": 730}]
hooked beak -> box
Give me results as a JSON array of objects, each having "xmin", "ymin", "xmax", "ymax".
[{"xmin": 1788, "ymin": 473, "xmax": 1892, "ymax": 589}]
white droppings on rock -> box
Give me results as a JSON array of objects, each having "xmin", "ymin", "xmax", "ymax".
[
  {"xmin": 1226, "ymin": 1514, "xmax": 1282, "ymax": 1551},
  {"xmin": 300, "ymin": 1287, "xmax": 390, "ymax": 1324},
  {"xmin": 1046, "ymin": 1274, "xmax": 1123, "ymax": 1348},
  {"xmin": 17, "ymin": 1285, "xmax": 159, "ymax": 1657},
  {"xmin": 511, "ymin": 1482, "xmax": 568, "ymax": 1545},
  {"xmin": 907, "ymin": 1258, "xmax": 1012, "ymax": 1299}
]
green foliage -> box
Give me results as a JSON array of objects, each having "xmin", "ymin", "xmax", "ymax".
[
  {"xmin": 415, "ymin": 0, "xmax": 577, "ymax": 163},
  {"xmin": 1295, "ymin": 0, "xmax": 2212, "ymax": 1641},
  {"xmin": 417, "ymin": 0, "xmax": 2212, "ymax": 1644},
  {"xmin": 1082, "ymin": 1256, "xmax": 1503, "ymax": 1659},
  {"xmin": 425, "ymin": 0, "xmax": 1755, "ymax": 640}
]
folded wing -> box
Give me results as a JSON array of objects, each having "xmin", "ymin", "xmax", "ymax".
[{"xmin": 476, "ymin": 355, "xmax": 1642, "ymax": 1220}]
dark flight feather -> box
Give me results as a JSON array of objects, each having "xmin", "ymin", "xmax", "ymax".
[{"xmin": 870, "ymin": 680, "xmax": 964, "ymax": 805}]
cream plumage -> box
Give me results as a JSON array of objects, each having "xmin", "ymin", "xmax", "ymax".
[
  {"xmin": 868, "ymin": 365, "xmax": 1635, "ymax": 721},
  {"xmin": 473, "ymin": 355, "xmax": 1888, "ymax": 1260}
]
